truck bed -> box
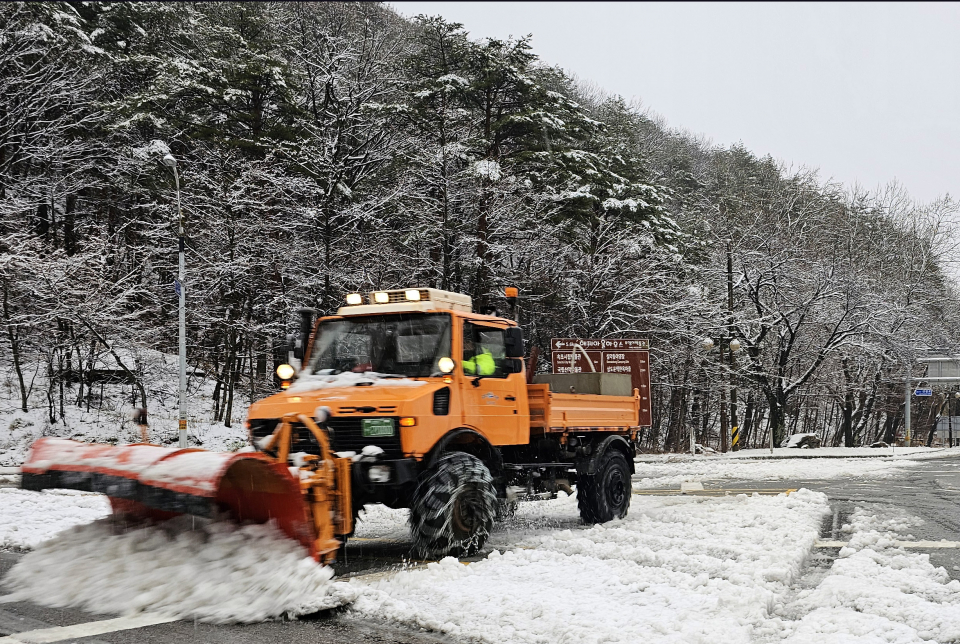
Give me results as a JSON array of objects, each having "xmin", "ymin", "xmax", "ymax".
[{"xmin": 526, "ymin": 383, "xmax": 640, "ymax": 432}]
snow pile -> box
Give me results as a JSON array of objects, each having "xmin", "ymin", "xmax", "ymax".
[
  {"xmin": 1, "ymin": 516, "xmax": 356, "ymax": 623},
  {"xmin": 287, "ymin": 370, "xmax": 427, "ymax": 394},
  {"xmin": 728, "ymin": 446, "xmax": 947, "ymax": 459},
  {"xmin": 782, "ymin": 432, "xmax": 820, "ymax": 448},
  {"xmin": 633, "ymin": 456, "xmax": 919, "ymax": 488},
  {"xmin": 0, "ymin": 488, "xmax": 110, "ymax": 550},
  {"xmin": 781, "ymin": 506, "xmax": 960, "ymax": 643},
  {"xmin": 350, "ymin": 489, "xmax": 831, "ymax": 643}
]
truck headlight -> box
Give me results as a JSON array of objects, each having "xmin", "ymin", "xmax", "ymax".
[
  {"xmin": 346, "ymin": 293, "xmax": 363, "ymax": 305},
  {"xmin": 276, "ymin": 363, "xmax": 295, "ymax": 380},
  {"xmin": 368, "ymin": 465, "xmax": 391, "ymax": 483},
  {"xmin": 374, "ymin": 291, "xmax": 390, "ymax": 303}
]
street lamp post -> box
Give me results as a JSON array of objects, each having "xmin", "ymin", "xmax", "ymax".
[
  {"xmin": 905, "ymin": 368, "xmax": 912, "ymax": 448},
  {"xmin": 701, "ymin": 336, "xmax": 742, "ymax": 452},
  {"xmin": 952, "ymin": 391, "xmax": 960, "ymax": 448},
  {"xmin": 162, "ymin": 152, "xmax": 187, "ymax": 448}
]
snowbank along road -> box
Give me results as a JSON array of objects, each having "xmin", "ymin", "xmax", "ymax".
[{"xmin": 3, "ymin": 453, "xmax": 960, "ymax": 643}]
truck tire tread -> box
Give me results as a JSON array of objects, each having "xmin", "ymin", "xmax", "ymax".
[
  {"xmin": 577, "ymin": 449, "xmax": 630, "ymax": 524},
  {"xmin": 410, "ymin": 452, "xmax": 496, "ymax": 557}
]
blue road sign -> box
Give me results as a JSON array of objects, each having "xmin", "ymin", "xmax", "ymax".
[
  {"xmin": 914, "ymin": 388, "xmax": 933, "ymax": 396},
  {"xmin": 174, "ymin": 279, "xmax": 182, "ymax": 297}
]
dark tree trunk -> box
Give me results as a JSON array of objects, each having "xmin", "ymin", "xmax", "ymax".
[
  {"xmin": 2, "ymin": 282, "xmax": 28, "ymax": 411},
  {"xmin": 64, "ymin": 194, "xmax": 77, "ymax": 256}
]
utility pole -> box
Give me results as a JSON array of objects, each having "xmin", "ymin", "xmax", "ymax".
[
  {"xmin": 163, "ymin": 152, "xmax": 187, "ymax": 448},
  {"xmin": 904, "ymin": 367, "xmax": 911, "ymax": 448},
  {"xmin": 719, "ymin": 341, "xmax": 728, "ymax": 453},
  {"xmin": 949, "ymin": 399, "xmax": 954, "ymax": 448},
  {"xmin": 727, "ymin": 243, "xmax": 739, "ymax": 450}
]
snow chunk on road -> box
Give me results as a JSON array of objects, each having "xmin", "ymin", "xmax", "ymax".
[
  {"xmin": 1, "ymin": 516, "xmax": 355, "ymax": 623},
  {"xmin": 351, "ymin": 489, "xmax": 831, "ymax": 643},
  {"xmin": 0, "ymin": 488, "xmax": 110, "ymax": 550}
]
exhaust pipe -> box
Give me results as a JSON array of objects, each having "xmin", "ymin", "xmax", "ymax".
[{"xmin": 293, "ymin": 307, "xmax": 317, "ymax": 362}]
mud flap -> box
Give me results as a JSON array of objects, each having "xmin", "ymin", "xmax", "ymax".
[{"xmin": 21, "ymin": 437, "xmax": 318, "ymax": 559}]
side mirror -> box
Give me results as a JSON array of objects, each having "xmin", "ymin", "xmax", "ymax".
[{"xmin": 504, "ymin": 326, "xmax": 524, "ymax": 358}]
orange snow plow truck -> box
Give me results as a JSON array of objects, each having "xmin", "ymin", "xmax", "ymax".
[{"xmin": 21, "ymin": 288, "xmax": 644, "ymax": 562}]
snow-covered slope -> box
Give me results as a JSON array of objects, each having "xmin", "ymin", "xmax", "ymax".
[{"xmin": 0, "ymin": 352, "xmax": 249, "ymax": 467}]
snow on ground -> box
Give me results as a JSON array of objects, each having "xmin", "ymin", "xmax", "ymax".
[
  {"xmin": 349, "ymin": 490, "xmax": 832, "ymax": 643},
  {"xmin": 5, "ymin": 488, "xmax": 960, "ymax": 640},
  {"xmin": 780, "ymin": 506, "xmax": 960, "ymax": 643},
  {"xmin": 633, "ymin": 455, "xmax": 926, "ymax": 488},
  {"xmin": 0, "ymin": 353, "xmax": 249, "ymax": 468},
  {"xmin": 728, "ymin": 446, "xmax": 951, "ymax": 459},
  {"xmin": 0, "ymin": 488, "xmax": 110, "ymax": 550},
  {"xmin": 346, "ymin": 493, "xmax": 960, "ymax": 643},
  {"xmin": 0, "ymin": 516, "xmax": 355, "ymax": 623}
]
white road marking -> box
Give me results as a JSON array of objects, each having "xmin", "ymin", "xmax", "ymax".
[
  {"xmin": 0, "ymin": 613, "xmax": 176, "ymax": 643},
  {"xmin": 816, "ymin": 540, "xmax": 960, "ymax": 548}
]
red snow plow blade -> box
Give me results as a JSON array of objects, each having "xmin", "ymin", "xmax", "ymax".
[{"xmin": 20, "ymin": 437, "xmax": 318, "ymax": 559}]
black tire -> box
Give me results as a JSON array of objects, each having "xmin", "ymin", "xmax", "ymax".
[
  {"xmin": 577, "ymin": 449, "xmax": 631, "ymax": 524},
  {"xmin": 409, "ymin": 452, "xmax": 497, "ymax": 557}
]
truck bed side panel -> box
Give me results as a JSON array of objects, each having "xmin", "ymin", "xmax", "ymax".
[{"xmin": 526, "ymin": 385, "xmax": 639, "ymax": 431}]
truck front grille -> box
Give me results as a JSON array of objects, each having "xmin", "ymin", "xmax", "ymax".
[
  {"xmin": 248, "ymin": 417, "xmax": 404, "ymax": 459},
  {"xmin": 327, "ymin": 416, "xmax": 403, "ymax": 458}
]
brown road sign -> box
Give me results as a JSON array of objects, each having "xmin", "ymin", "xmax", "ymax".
[
  {"xmin": 550, "ymin": 338, "xmax": 652, "ymax": 427},
  {"xmin": 550, "ymin": 338, "xmax": 649, "ymax": 351}
]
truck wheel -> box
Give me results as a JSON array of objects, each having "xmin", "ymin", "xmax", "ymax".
[
  {"xmin": 410, "ymin": 452, "xmax": 496, "ymax": 557},
  {"xmin": 577, "ymin": 449, "xmax": 631, "ymax": 524}
]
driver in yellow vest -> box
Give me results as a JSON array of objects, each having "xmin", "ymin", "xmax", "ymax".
[{"xmin": 463, "ymin": 338, "xmax": 496, "ymax": 376}]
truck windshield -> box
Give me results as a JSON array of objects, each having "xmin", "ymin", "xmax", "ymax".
[{"xmin": 308, "ymin": 313, "xmax": 452, "ymax": 378}]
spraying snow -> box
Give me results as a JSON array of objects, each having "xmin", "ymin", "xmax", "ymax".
[{"xmin": 1, "ymin": 516, "xmax": 355, "ymax": 623}]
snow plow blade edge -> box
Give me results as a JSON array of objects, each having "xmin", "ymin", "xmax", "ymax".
[{"xmin": 20, "ymin": 437, "xmax": 317, "ymax": 558}]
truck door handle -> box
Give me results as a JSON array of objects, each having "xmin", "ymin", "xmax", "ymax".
[{"xmin": 505, "ymin": 395, "xmax": 516, "ymax": 401}]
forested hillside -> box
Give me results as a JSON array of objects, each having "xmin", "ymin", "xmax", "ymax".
[{"xmin": 2, "ymin": 1, "xmax": 958, "ymax": 450}]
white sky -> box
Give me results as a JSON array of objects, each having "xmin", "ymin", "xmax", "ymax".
[{"xmin": 389, "ymin": 2, "xmax": 960, "ymax": 205}]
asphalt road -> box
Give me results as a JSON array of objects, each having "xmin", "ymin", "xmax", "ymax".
[
  {"xmin": 717, "ymin": 457, "xmax": 960, "ymax": 580},
  {"xmin": 3, "ymin": 456, "xmax": 960, "ymax": 643}
]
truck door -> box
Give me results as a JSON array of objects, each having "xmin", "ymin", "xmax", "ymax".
[{"xmin": 460, "ymin": 321, "xmax": 525, "ymax": 444}]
